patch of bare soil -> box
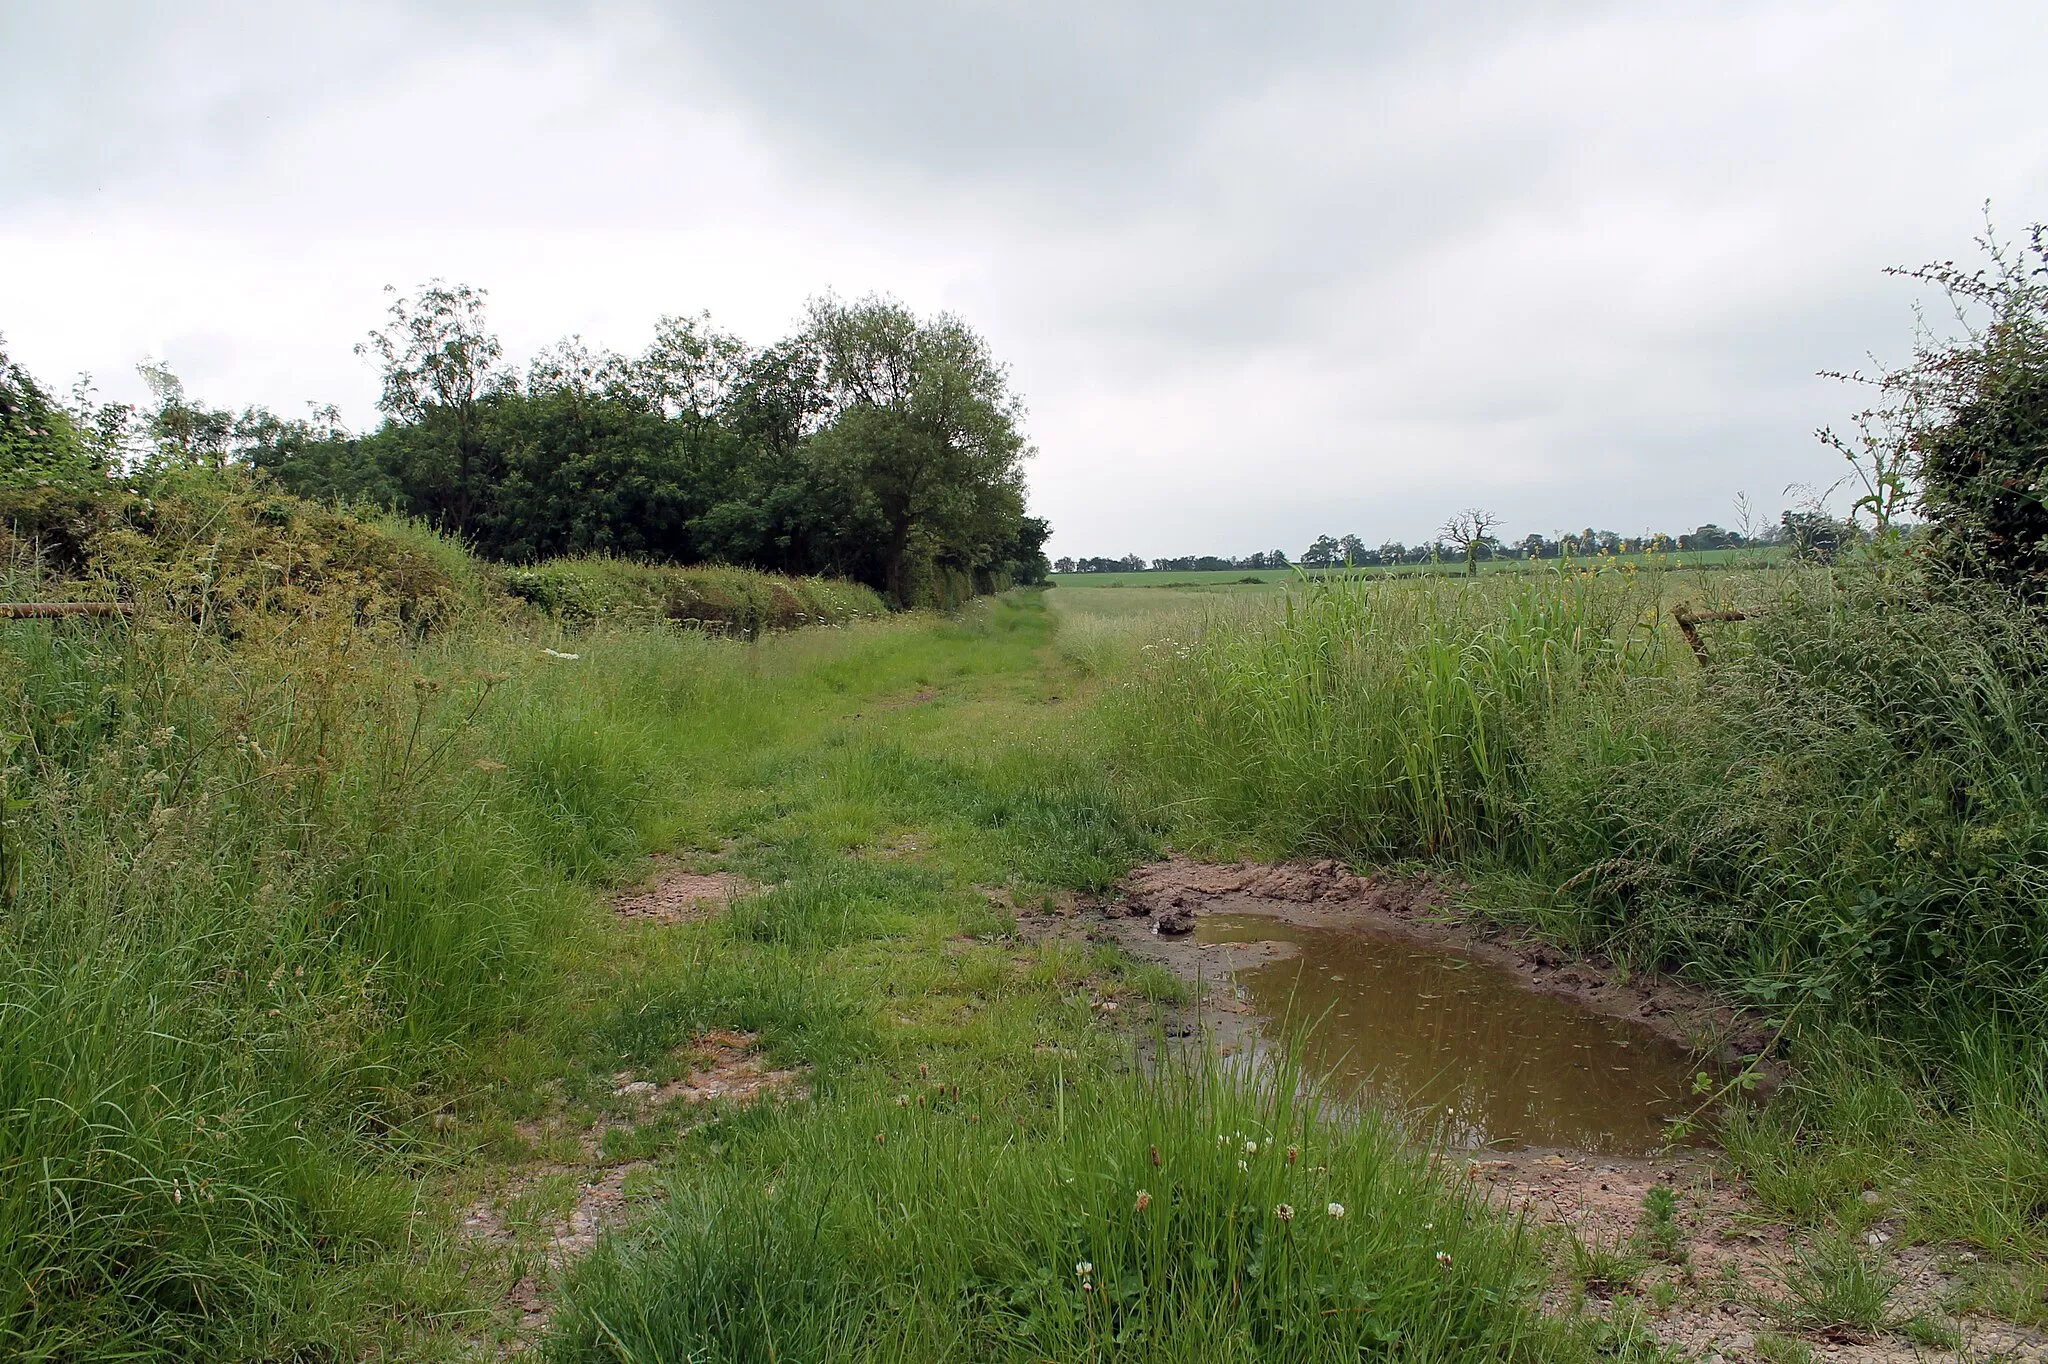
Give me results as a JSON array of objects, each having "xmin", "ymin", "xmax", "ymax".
[
  {"xmin": 1101, "ymin": 856, "xmax": 1769, "ymax": 1063},
  {"xmin": 611, "ymin": 854, "xmax": 757, "ymax": 924},
  {"xmin": 1464, "ymin": 1150, "xmax": 2046, "ymax": 1364},
  {"xmin": 461, "ymin": 1031, "xmax": 804, "ymax": 1352}
]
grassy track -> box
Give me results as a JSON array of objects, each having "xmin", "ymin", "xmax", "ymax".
[{"xmin": 2, "ymin": 585, "xmax": 1591, "ymax": 1359}]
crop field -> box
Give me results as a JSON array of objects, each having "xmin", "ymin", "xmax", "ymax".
[{"xmin": 4, "ymin": 478, "xmax": 2046, "ymax": 1361}]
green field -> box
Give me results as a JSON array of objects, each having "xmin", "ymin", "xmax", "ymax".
[{"xmin": 1050, "ymin": 546, "xmax": 1782, "ymax": 588}]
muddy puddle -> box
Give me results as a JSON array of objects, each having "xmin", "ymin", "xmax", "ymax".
[{"xmin": 1199, "ymin": 913, "xmax": 1701, "ymax": 1154}]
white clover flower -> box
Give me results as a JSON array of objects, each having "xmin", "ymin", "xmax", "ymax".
[
  {"xmin": 1327, "ymin": 1202, "xmax": 1346, "ymax": 1219},
  {"xmin": 1075, "ymin": 1261, "xmax": 1093, "ymax": 1277},
  {"xmin": 1274, "ymin": 1203, "xmax": 1295, "ymax": 1222},
  {"xmin": 1243, "ymin": 1140, "xmax": 1258, "ymax": 1155},
  {"xmin": 1435, "ymin": 1250, "xmax": 1453, "ymax": 1268},
  {"xmin": 1237, "ymin": 1159, "xmax": 1249, "ymax": 1173}
]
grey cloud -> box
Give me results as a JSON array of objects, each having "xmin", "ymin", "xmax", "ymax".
[{"xmin": 4, "ymin": 1, "xmax": 2047, "ymax": 560}]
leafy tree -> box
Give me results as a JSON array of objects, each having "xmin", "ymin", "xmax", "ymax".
[
  {"xmin": 1301, "ymin": 534, "xmax": 1341, "ymax": 567},
  {"xmin": 805, "ymin": 295, "xmax": 1031, "ymax": 604},
  {"xmin": 357, "ymin": 282, "xmax": 509, "ymax": 531},
  {"xmin": 136, "ymin": 360, "xmax": 238, "ymax": 471},
  {"xmin": 1, "ymin": 339, "xmax": 102, "ymax": 487},
  {"xmin": 1893, "ymin": 222, "xmax": 2048, "ymax": 591},
  {"xmin": 1783, "ymin": 508, "xmax": 1851, "ymax": 563}
]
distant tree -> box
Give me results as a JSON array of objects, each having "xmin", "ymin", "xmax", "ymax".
[
  {"xmin": 1782, "ymin": 508, "xmax": 1851, "ymax": 563},
  {"xmin": 1439, "ymin": 508, "xmax": 1501, "ymax": 577},
  {"xmin": 1518, "ymin": 532, "xmax": 1550, "ymax": 560},
  {"xmin": 1301, "ymin": 534, "xmax": 1340, "ymax": 567},
  {"xmin": 357, "ymin": 281, "xmax": 509, "ymax": 532},
  {"xmin": 135, "ymin": 360, "xmax": 240, "ymax": 472},
  {"xmin": 1054, "ymin": 556, "xmax": 1075, "ymax": 574},
  {"xmin": 1338, "ymin": 533, "xmax": 1368, "ymax": 565}
]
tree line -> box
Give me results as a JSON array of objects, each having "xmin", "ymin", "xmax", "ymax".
[
  {"xmin": 2, "ymin": 284, "xmax": 1051, "ymax": 607},
  {"xmin": 1056, "ymin": 516, "xmax": 1803, "ymax": 576}
]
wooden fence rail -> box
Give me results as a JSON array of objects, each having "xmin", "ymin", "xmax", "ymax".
[
  {"xmin": 0, "ymin": 602, "xmax": 133, "ymax": 619},
  {"xmin": 1671, "ymin": 602, "xmax": 1748, "ymax": 665}
]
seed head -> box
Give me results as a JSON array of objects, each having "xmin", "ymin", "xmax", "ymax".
[
  {"xmin": 1149, "ymin": 1144, "xmax": 1160, "ymax": 1167},
  {"xmin": 1134, "ymin": 1189, "xmax": 1152, "ymax": 1212},
  {"xmin": 1435, "ymin": 1250, "xmax": 1453, "ymax": 1269},
  {"xmin": 1286, "ymin": 1145, "xmax": 1299, "ymax": 1165}
]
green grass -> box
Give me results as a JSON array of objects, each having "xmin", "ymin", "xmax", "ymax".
[
  {"xmin": 546, "ymin": 1053, "xmax": 1568, "ymax": 1364},
  {"xmin": 1771, "ymin": 1227, "xmax": 1900, "ymax": 1335}
]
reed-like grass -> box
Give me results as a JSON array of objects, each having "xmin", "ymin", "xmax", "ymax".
[{"xmin": 1100, "ymin": 566, "xmax": 1681, "ymax": 860}]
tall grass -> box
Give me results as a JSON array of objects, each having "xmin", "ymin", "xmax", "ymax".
[
  {"xmin": 1105, "ymin": 558, "xmax": 2048, "ymax": 1253},
  {"xmin": 0, "ymin": 555, "xmax": 596, "ymax": 1354},
  {"xmin": 1108, "ymin": 561, "xmax": 2048, "ymax": 1026},
  {"xmin": 547, "ymin": 1053, "xmax": 1570, "ymax": 1364},
  {"xmin": 1102, "ymin": 566, "xmax": 1677, "ymax": 859}
]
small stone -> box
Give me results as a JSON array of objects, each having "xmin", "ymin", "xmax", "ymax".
[{"xmin": 1860, "ymin": 1189, "xmax": 1882, "ymax": 1205}]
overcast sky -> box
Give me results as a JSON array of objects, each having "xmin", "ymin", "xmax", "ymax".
[{"xmin": 4, "ymin": 2, "xmax": 2045, "ymax": 557}]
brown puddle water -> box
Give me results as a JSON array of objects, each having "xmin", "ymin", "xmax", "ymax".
[{"xmin": 1199, "ymin": 914, "xmax": 1701, "ymax": 1154}]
